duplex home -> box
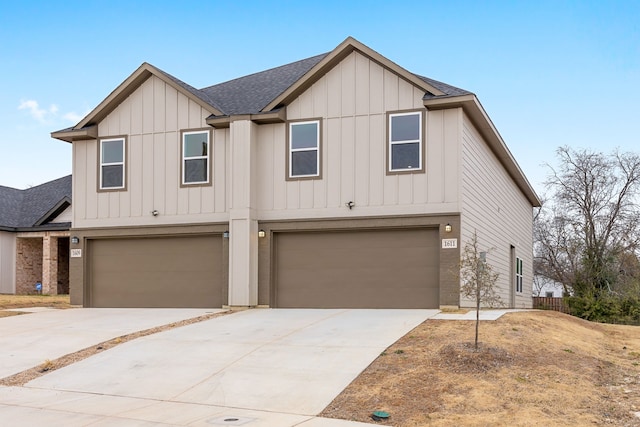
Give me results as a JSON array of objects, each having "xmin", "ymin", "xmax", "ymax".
[
  {"xmin": 52, "ymin": 37, "xmax": 540, "ymax": 309},
  {"xmin": 0, "ymin": 176, "xmax": 72, "ymax": 295}
]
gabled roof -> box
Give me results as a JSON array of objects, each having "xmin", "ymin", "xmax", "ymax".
[
  {"xmin": 0, "ymin": 175, "xmax": 72, "ymax": 231},
  {"xmin": 200, "ymin": 53, "xmax": 328, "ymax": 115},
  {"xmin": 50, "ymin": 37, "xmax": 539, "ymax": 206}
]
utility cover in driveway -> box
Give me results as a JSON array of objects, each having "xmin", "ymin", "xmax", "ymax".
[
  {"xmin": 274, "ymin": 228, "xmax": 439, "ymax": 308},
  {"xmin": 88, "ymin": 235, "xmax": 223, "ymax": 308}
]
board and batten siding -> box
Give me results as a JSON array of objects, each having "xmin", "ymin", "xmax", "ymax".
[
  {"xmin": 0, "ymin": 231, "xmax": 16, "ymax": 294},
  {"xmin": 257, "ymin": 51, "xmax": 461, "ymax": 220},
  {"xmin": 73, "ymin": 75, "xmax": 229, "ymax": 228},
  {"xmin": 460, "ymin": 113, "xmax": 533, "ymax": 308}
]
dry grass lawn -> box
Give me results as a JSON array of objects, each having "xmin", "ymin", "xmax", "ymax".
[
  {"xmin": 321, "ymin": 311, "xmax": 640, "ymax": 426},
  {"xmin": 0, "ymin": 294, "xmax": 71, "ymax": 317}
]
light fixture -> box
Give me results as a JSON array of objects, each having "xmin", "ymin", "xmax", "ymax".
[
  {"xmin": 151, "ymin": 209, "xmax": 159, "ymax": 217},
  {"xmin": 258, "ymin": 229, "xmax": 266, "ymax": 238},
  {"xmin": 71, "ymin": 236, "xmax": 80, "ymax": 244},
  {"xmin": 223, "ymin": 231, "xmax": 229, "ymax": 238},
  {"xmin": 445, "ymin": 223, "xmax": 452, "ymax": 233},
  {"xmin": 346, "ymin": 201, "xmax": 354, "ymax": 210}
]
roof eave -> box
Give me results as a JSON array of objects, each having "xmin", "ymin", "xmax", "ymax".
[
  {"xmin": 51, "ymin": 125, "xmax": 98, "ymax": 143},
  {"xmin": 206, "ymin": 109, "xmax": 286, "ymax": 129},
  {"xmin": 262, "ymin": 37, "xmax": 445, "ymax": 112},
  {"xmin": 424, "ymin": 95, "xmax": 541, "ymax": 207}
]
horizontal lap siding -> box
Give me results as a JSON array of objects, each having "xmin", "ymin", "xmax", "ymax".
[
  {"xmin": 74, "ymin": 76, "xmax": 228, "ymax": 228},
  {"xmin": 257, "ymin": 51, "xmax": 461, "ymax": 220},
  {"xmin": 461, "ymin": 113, "xmax": 533, "ymax": 308}
]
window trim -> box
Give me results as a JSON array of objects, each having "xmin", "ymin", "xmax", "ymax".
[
  {"xmin": 286, "ymin": 118, "xmax": 322, "ymax": 180},
  {"xmin": 98, "ymin": 136, "xmax": 127, "ymax": 192},
  {"xmin": 515, "ymin": 256, "xmax": 523, "ymax": 293},
  {"xmin": 386, "ymin": 110, "xmax": 425, "ymax": 174},
  {"xmin": 180, "ymin": 128, "xmax": 212, "ymax": 187}
]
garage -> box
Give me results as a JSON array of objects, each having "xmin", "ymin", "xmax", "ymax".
[
  {"xmin": 273, "ymin": 228, "xmax": 439, "ymax": 308},
  {"xmin": 87, "ymin": 235, "xmax": 224, "ymax": 308}
]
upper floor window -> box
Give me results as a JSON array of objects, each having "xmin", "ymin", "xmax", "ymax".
[
  {"xmin": 288, "ymin": 120, "xmax": 320, "ymax": 179},
  {"xmin": 182, "ymin": 129, "xmax": 210, "ymax": 185},
  {"xmin": 100, "ymin": 137, "xmax": 126, "ymax": 190},
  {"xmin": 515, "ymin": 257, "xmax": 523, "ymax": 293},
  {"xmin": 388, "ymin": 111, "xmax": 423, "ymax": 173}
]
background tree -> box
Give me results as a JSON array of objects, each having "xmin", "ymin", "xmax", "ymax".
[
  {"xmin": 459, "ymin": 231, "xmax": 501, "ymax": 350},
  {"xmin": 535, "ymin": 147, "xmax": 640, "ymax": 323}
]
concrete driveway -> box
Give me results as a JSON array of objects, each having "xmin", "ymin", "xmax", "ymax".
[{"xmin": 0, "ymin": 308, "xmax": 438, "ymax": 426}]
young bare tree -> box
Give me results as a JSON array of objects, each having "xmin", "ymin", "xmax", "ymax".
[
  {"xmin": 459, "ymin": 231, "xmax": 502, "ymax": 350},
  {"xmin": 536, "ymin": 147, "xmax": 640, "ymax": 298}
]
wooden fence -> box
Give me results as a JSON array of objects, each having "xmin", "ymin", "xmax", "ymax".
[{"xmin": 532, "ymin": 297, "xmax": 570, "ymax": 314}]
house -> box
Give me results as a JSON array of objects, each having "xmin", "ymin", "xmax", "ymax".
[
  {"xmin": 52, "ymin": 37, "xmax": 540, "ymax": 309},
  {"xmin": 0, "ymin": 175, "xmax": 72, "ymax": 295}
]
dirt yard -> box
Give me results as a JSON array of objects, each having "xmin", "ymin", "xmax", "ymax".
[
  {"xmin": 1, "ymin": 297, "xmax": 638, "ymax": 425},
  {"xmin": 0, "ymin": 294, "xmax": 71, "ymax": 317},
  {"xmin": 320, "ymin": 311, "xmax": 640, "ymax": 426}
]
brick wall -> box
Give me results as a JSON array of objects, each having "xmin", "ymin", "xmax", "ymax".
[{"xmin": 16, "ymin": 238, "xmax": 43, "ymax": 294}]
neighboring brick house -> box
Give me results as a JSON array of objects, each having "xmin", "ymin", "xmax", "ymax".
[
  {"xmin": 53, "ymin": 37, "xmax": 540, "ymax": 309},
  {"xmin": 0, "ymin": 175, "xmax": 72, "ymax": 295}
]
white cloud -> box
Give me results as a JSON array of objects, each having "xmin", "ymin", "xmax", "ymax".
[
  {"xmin": 63, "ymin": 112, "xmax": 82, "ymax": 123},
  {"xmin": 18, "ymin": 100, "xmax": 50, "ymax": 123},
  {"xmin": 18, "ymin": 100, "xmax": 85, "ymax": 125}
]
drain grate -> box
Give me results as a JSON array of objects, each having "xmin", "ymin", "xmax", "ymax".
[{"xmin": 207, "ymin": 416, "xmax": 256, "ymax": 425}]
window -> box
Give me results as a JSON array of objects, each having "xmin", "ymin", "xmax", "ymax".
[
  {"xmin": 288, "ymin": 120, "xmax": 320, "ymax": 178},
  {"xmin": 515, "ymin": 257, "xmax": 523, "ymax": 293},
  {"xmin": 100, "ymin": 137, "xmax": 125, "ymax": 190},
  {"xmin": 182, "ymin": 130, "xmax": 210, "ymax": 185},
  {"xmin": 545, "ymin": 291, "xmax": 554, "ymax": 298},
  {"xmin": 388, "ymin": 111, "xmax": 423, "ymax": 172}
]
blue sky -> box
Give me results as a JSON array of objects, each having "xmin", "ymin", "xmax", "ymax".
[{"xmin": 1, "ymin": 1, "xmax": 638, "ymax": 195}]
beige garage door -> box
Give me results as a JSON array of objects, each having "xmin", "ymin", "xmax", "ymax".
[
  {"xmin": 274, "ymin": 228, "xmax": 439, "ymax": 308},
  {"xmin": 88, "ymin": 235, "xmax": 223, "ymax": 308}
]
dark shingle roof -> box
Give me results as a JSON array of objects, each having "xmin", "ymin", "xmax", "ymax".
[
  {"xmin": 0, "ymin": 175, "xmax": 72, "ymax": 230},
  {"xmin": 199, "ymin": 53, "xmax": 328, "ymax": 115},
  {"xmin": 416, "ymin": 74, "xmax": 473, "ymax": 99}
]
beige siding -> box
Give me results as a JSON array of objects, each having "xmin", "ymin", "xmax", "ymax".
[
  {"xmin": 50, "ymin": 205, "xmax": 72, "ymax": 224},
  {"xmin": 257, "ymin": 51, "xmax": 461, "ymax": 220},
  {"xmin": 73, "ymin": 76, "xmax": 229, "ymax": 228},
  {"xmin": 0, "ymin": 231, "xmax": 16, "ymax": 294},
  {"xmin": 460, "ymin": 113, "xmax": 533, "ymax": 308}
]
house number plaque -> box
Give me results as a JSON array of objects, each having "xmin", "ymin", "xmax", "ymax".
[
  {"xmin": 441, "ymin": 238, "xmax": 458, "ymax": 249},
  {"xmin": 70, "ymin": 249, "xmax": 82, "ymax": 258}
]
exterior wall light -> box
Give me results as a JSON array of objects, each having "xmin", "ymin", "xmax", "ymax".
[
  {"xmin": 223, "ymin": 231, "xmax": 229, "ymax": 238},
  {"xmin": 151, "ymin": 209, "xmax": 159, "ymax": 216},
  {"xmin": 71, "ymin": 236, "xmax": 80, "ymax": 244},
  {"xmin": 445, "ymin": 223, "xmax": 452, "ymax": 233},
  {"xmin": 258, "ymin": 229, "xmax": 266, "ymax": 238}
]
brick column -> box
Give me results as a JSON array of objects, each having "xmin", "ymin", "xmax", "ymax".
[{"xmin": 42, "ymin": 234, "xmax": 58, "ymax": 295}]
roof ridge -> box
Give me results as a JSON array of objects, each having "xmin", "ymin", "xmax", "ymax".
[{"xmin": 199, "ymin": 52, "xmax": 329, "ymax": 91}]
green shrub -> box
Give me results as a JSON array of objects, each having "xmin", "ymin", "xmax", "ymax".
[{"xmin": 565, "ymin": 295, "xmax": 640, "ymax": 325}]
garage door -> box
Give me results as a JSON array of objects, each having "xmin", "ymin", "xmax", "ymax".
[
  {"xmin": 274, "ymin": 228, "xmax": 439, "ymax": 308},
  {"xmin": 88, "ymin": 235, "xmax": 223, "ymax": 308}
]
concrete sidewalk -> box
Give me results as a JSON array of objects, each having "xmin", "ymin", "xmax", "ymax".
[
  {"xmin": 0, "ymin": 308, "xmax": 223, "ymax": 378},
  {"xmin": 0, "ymin": 309, "xmax": 439, "ymax": 426}
]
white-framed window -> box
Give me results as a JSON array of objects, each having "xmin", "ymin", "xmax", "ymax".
[
  {"xmin": 99, "ymin": 137, "xmax": 125, "ymax": 190},
  {"xmin": 182, "ymin": 129, "xmax": 210, "ymax": 185},
  {"xmin": 288, "ymin": 120, "xmax": 320, "ymax": 178},
  {"xmin": 388, "ymin": 111, "xmax": 423, "ymax": 172},
  {"xmin": 516, "ymin": 257, "xmax": 523, "ymax": 293}
]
